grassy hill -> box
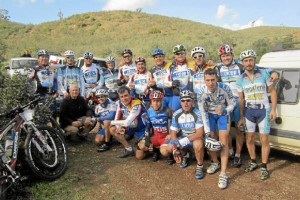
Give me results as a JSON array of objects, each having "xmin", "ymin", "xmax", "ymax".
[{"xmin": 1, "ymin": 10, "xmax": 300, "ymax": 66}]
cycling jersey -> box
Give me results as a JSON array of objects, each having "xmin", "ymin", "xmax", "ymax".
[
  {"xmin": 197, "ymin": 82, "xmax": 235, "ymax": 132},
  {"xmin": 115, "ymin": 99, "xmax": 147, "ymax": 139},
  {"xmin": 99, "ymin": 68, "xmax": 119, "ymax": 91},
  {"xmin": 170, "ymin": 107, "xmax": 205, "ymax": 137},
  {"xmin": 236, "ymin": 67, "xmax": 272, "ymax": 109},
  {"xmin": 81, "ymin": 63, "xmax": 103, "ymax": 96},
  {"xmin": 30, "ymin": 65, "xmax": 57, "ymax": 95},
  {"xmin": 191, "ymin": 63, "xmax": 216, "ymax": 95},
  {"xmin": 117, "ymin": 63, "xmax": 136, "ymax": 85},
  {"xmin": 149, "ymin": 62, "xmax": 173, "ymax": 96},
  {"xmin": 169, "ymin": 60, "xmax": 193, "ymax": 92},
  {"xmin": 127, "ymin": 71, "xmax": 152, "ymax": 102},
  {"xmin": 57, "ymin": 65, "xmax": 84, "ymax": 96},
  {"xmin": 94, "ymin": 99, "xmax": 117, "ymax": 121}
]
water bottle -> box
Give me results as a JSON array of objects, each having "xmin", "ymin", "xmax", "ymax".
[{"xmin": 5, "ymin": 130, "xmax": 14, "ymax": 157}]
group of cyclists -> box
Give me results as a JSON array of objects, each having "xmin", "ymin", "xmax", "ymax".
[{"xmin": 27, "ymin": 43, "xmax": 278, "ymax": 189}]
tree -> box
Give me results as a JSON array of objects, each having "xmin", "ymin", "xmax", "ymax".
[
  {"xmin": 0, "ymin": 9, "xmax": 10, "ymax": 21},
  {"xmin": 57, "ymin": 9, "xmax": 63, "ymax": 20}
]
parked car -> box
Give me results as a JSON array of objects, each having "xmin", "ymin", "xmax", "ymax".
[
  {"xmin": 257, "ymin": 47, "xmax": 300, "ymax": 155},
  {"xmin": 5, "ymin": 57, "xmax": 38, "ymax": 77}
]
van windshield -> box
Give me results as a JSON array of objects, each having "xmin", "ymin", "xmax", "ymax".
[{"xmin": 11, "ymin": 60, "xmax": 38, "ymax": 69}]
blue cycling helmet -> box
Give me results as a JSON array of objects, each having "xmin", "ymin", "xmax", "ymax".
[
  {"xmin": 83, "ymin": 51, "xmax": 93, "ymax": 58},
  {"xmin": 152, "ymin": 48, "xmax": 165, "ymax": 57}
]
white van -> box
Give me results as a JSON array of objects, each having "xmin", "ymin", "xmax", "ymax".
[
  {"xmin": 258, "ymin": 48, "xmax": 300, "ymax": 155},
  {"xmin": 5, "ymin": 57, "xmax": 38, "ymax": 77}
]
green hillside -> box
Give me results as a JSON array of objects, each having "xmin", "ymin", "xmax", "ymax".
[{"xmin": 1, "ymin": 10, "xmax": 300, "ymax": 66}]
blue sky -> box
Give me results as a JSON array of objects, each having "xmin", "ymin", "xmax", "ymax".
[{"xmin": 1, "ymin": 0, "xmax": 300, "ymax": 30}]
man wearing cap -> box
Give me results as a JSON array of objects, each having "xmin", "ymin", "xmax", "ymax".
[
  {"xmin": 165, "ymin": 90, "xmax": 208, "ymax": 180},
  {"xmin": 117, "ymin": 48, "xmax": 136, "ymax": 87},
  {"xmin": 81, "ymin": 51, "xmax": 103, "ymax": 99},
  {"xmin": 57, "ymin": 50, "xmax": 84, "ymax": 98},
  {"xmin": 236, "ymin": 49, "xmax": 277, "ymax": 181}
]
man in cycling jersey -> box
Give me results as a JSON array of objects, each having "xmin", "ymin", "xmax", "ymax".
[
  {"xmin": 100, "ymin": 56, "xmax": 119, "ymax": 101},
  {"xmin": 110, "ymin": 86, "xmax": 147, "ymax": 158},
  {"xmin": 198, "ymin": 69, "xmax": 235, "ymax": 189},
  {"xmin": 169, "ymin": 44, "xmax": 193, "ymax": 111},
  {"xmin": 190, "ymin": 46, "xmax": 216, "ymax": 106},
  {"xmin": 216, "ymin": 44, "xmax": 279, "ymax": 167},
  {"xmin": 81, "ymin": 51, "xmax": 103, "ymax": 99},
  {"xmin": 236, "ymin": 49, "xmax": 277, "ymax": 180},
  {"xmin": 117, "ymin": 49, "xmax": 136, "ymax": 87},
  {"xmin": 57, "ymin": 50, "xmax": 84, "ymax": 98},
  {"xmin": 166, "ymin": 90, "xmax": 208, "ymax": 179},
  {"xmin": 148, "ymin": 48, "xmax": 173, "ymax": 109},
  {"xmin": 28, "ymin": 49, "xmax": 58, "ymax": 114},
  {"xmin": 127, "ymin": 57, "xmax": 151, "ymax": 108},
  {"xmin": 135, "ymin": 90, "xmax": 172, "ymax": 161},
  {"xmin": 94, "ymin": 89, "xmax": 117, "ymax": 152}
]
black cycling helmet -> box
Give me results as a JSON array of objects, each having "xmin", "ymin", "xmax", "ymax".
[{"xmin": 122, "ymin": 48, "xmax": 133, "ymax": 56}]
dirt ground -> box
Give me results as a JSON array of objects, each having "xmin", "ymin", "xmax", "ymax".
[{"xmin": 29, "ymin": 133, "xmax": 299, "ymax": 200}]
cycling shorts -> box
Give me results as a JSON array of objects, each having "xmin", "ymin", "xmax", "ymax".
[
  {"xmin": 97, "ymin": 128, "xmax": 105, "ymax": 136},
  {"xmin": 127, "ymin": 128, "xmax": 145, "ymax": 140},
  {"xmin": 162, "ymin": 96, "xmax": 181, "ymax": 112},
  {"xmin": 150, "ymin": 134, "xmax": 167, "ymax": 148},
  {"xmin": 244, "ymin": 107, "xmax": 271, "ymax": 134},
  {"xmin": 208, "ymin": 113, "xmax": 230, "ymax": 132}
]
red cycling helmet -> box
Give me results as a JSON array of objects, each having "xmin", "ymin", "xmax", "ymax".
[
  {"xmin": 218, "ymin": 44, "xmax": 233, "ymax": 56},
  {"xmin": 149, "ymin": 90, "xmax": 164, "ymax": 100}
]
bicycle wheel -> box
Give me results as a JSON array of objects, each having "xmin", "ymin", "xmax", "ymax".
[{"xmin": 24, "ymin": 125, "xmax": 68, "ymax": 180}]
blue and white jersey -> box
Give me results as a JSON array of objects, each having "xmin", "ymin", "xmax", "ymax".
[
  {"xmin": 146, "ymin": 106, "xmax": 172, "ymax": 136},
  {"xmin": 94, "ymin": 99, "xmax": 117, "ymax": 121},
  {"xmin": 170, "ymin": 107, "xmax": 205, "ymax": 137},
  {"xmin": 127, "ymin": 71, "xmax": 151, "ymax": 95},
  {"xmin": 236, "ymin": 68, "xmax": 272, "ymax": 109},
  {"xmin": 57, "ymin": 65, "xmax": 84, "ymax": 96},
  {"xmin": 100, "ymin": 68, "xmax": 119, "ymax": 91},
  {"xmin": 197, "ymin": 82, "xmax": 235, "ymax": 115},
  {"xmin": 150, "ymin": 63, "xmax": 173, "ymax": 96},
  {"xmin": 81, "ymin": 63, "xmax": 103, "ymax": 88},
  {"xmin": 118, "ymin": 63, "xmax": 136, "ymax": 80},
  {"xmin": 30, "ymin": 65, "xmax": 58, "ymax": 95},
  {"xmin": 217, "ymin": 61, "xmax": 243, "ymax": 98},
  {"xmin": 170, "ymin": 63, "xmax": 192, "ymax": 92}
]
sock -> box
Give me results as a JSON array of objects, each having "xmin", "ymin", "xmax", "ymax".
[
  {"xmin": 229, "ymin": 148, "xmax": 234, "ymax": 155},
  {"xmin": 261, "ymin": 163, "xmax": 267, "ymax": 169},
  {"xmin": 235, "ymin": 153, "xmax": 241, "ymax": 158},
  {"xmin": 251, "ymin": 159, "xmax": 257, "ymax": 163},
  {"xmin": 197, "ymin": 164, "xmax": 203, "ymax": 167},
  {"xmin": 220, "ymin": 171, "xmax": 227, "ymax": 176},
  {"xmin": 126, "ymin": 146, "xmax": 132, "ymax": 151}
]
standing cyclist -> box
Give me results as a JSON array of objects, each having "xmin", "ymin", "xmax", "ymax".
[{"xmin": 236, "ymin": 49, "xmax": 277, "ymax": 180}]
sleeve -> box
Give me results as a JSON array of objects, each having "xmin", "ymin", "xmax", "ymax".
[
  {"xmin": 94, "ymin": 66, "xmax": 104, "ymax": 90},
  {"xmin": 145, "ymin": 110, "xmax": 152, "ymax": 133},
  {"xmin": 223, "ymin": 85, "xmax": 235, "ymax": 114},
  {"xmin": 59, "ymin": 100, "xmax": 73, "ymax": 126},
  {"xmin": 197, "ymin": 89, "xmax": 210, "ymax": 133},
  {"xmin": 122, "ymin": 104, "xmax": 142, "ymax": 127},
  {"xmin": 195, "ymin": 109, "xmax": 204, "ymax": 129},
  {"xmin": 79, "ymin": 70, "xmax": 85, "ymax": 96}
]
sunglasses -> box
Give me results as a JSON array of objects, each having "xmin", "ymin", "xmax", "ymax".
[
  {"xmin": 175, "ymin": 52, "xmax": 185, "ymax": 56},
  {"xmin": 193, "ymin": 54, "xmax": 204, "ymax": 59},
  {"xmin": 96, "ymin": 96, "xmax": 106, "ymax": 99},
  {"xmin": 84, "ymin": 57, "xmax": 92, "ymax": 60},
  {"xmin": 123, "ymin": 55, "xmax": 131, "ymax": 58},
  {"xmin": 181, "ymin": 99, "xmax": 192, "ymax": 103}
]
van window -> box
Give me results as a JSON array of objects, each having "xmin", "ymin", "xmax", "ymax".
[
  {"xmin": 275, "ymin": 70, "xmax": 300, "ymax": 104},
  {"xmin": 11, "ymin": 60, "xmax": 38, "ymax": 69}
]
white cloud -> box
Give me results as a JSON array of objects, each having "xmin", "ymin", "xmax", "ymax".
[
  {"xmin": 216, "ymin": 5, "xmax": 228, "ymax": 19},
  {"xmin": 222, "ymin": 18, "xmax": 265, "ymax": 30},
  {"xmin": 102, "ymin": 0, "xmax": 156, "ymax": 11}
]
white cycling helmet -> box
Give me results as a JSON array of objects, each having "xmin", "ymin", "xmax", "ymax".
[
  {"xmin": 36, "ymin": 49, "xmax": 49, "ymax": 57},
  {"xmin": 179, "ymin": 90, "xmax": 194, "ymax": 100},
  {"xmin": 83, "ymin": 51, "xmax": 94, "ymax": 58},
  {"xmin": 95, "ymin": 89, "xmax": 108, "ymax": 97},
  {"xmin": 205, "ymin": 136, "xmax": 223, "ymax": 151},
  {"xmin": 240, "ymin": 49, "xmax": 256, "ymax": 61},
  {"xmin": 191, "ymin": 46, "xmax": 206, "ymax": 57},
  {"xmin": 106, "ymin": 56, "xmax": 116, "ymax": 65},
  {"xmin": 64, "ymin": 50, "xmax": 75, "ymax": 57}
]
